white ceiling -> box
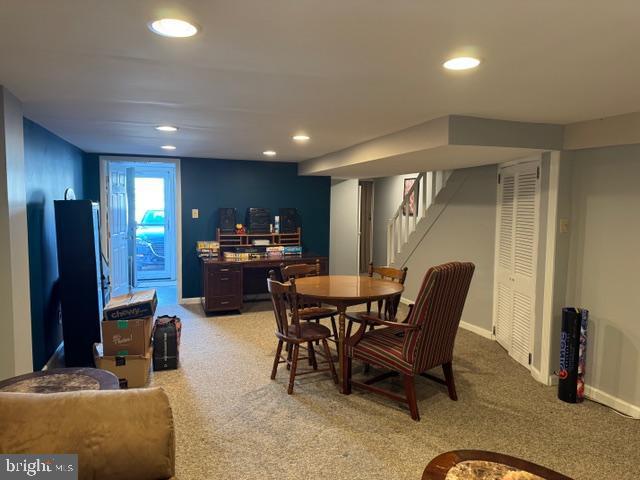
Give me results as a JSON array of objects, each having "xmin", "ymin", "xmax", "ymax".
[{"xmin": 1, "ymin": 0, "xmax": 639, "ymax": 162}]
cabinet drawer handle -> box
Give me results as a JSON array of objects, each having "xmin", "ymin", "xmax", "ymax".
[
  {"xmin": 220, "ymin": 268, "xmax": 230, "ymax": 272},
  {"xmin": 220, "ymin": 301, "xmax": 230, "ymax": 305},
  {"xmin": 220, "ymin": 277, "xmax": 229, "ymax": 281}
]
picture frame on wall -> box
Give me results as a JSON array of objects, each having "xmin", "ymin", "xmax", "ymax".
[{"xmin": 403, "ymin": 177, "xmax": 417, "ymax": 216}]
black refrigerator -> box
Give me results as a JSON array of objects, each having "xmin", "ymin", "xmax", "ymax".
[{"xmin": 54, "ymin": 200, "xmax": 108, "ymax": 366}]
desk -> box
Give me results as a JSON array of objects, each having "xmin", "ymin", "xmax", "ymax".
[
  {"xmin": 200, "ymin": 255, "xmax": 328, "ymax": 313},
  {"xmin": 294, "ymin": 275, "xmax": 404, "ymax": 394}
]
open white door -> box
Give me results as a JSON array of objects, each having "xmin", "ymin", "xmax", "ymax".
[
  {"xmin": 108, "ymin": 163, "xmax": 130, "ymax": 297},
  {"xmin": 494, "ymin": 160, "xmax": 541, "ymax": 369}
]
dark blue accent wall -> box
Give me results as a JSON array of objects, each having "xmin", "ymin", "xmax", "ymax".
[
  {"xmin": 24, "ymin": 118, "xmax": 85, "ymax": 369},
  {"xmin": 180, "ymin": 157, "xmax": 330, "ymax": 298},
  {"xmin": 81, "ymin": 155, "xmax": 331, "ymax": 300}
]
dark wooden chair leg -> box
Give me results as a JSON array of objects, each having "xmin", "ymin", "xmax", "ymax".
[
  {"xmin": 345, "ymin": 355, "xmax": 353, "ymax": 394},
  {"xmin": 403, "ymin": 374, "xmax": 420, "ymax": 421},
  {"xmin": 322, "ymin": 339, "xmax": 339, "ymax": 385},
  {"xmin": 330, "ymin": 316, "xmax": 339, "ymax": 341},
  {"xmin": 286, "ymin": 343, "xmax": 292, "ymax": 370},
  {"xmin": 308, "ymin": 342, "xmax": 318, "ymax": 370},
  {"xmin": 288, "ymin": 344, "xmax": 300, "ymax": 394},
  {"xmin": 271, "ymin": 339, "xmax": 283, "ymax": 380},
  {"xmin": 442, "ymin": 361, "xmax": 457, "ymax": 401}
]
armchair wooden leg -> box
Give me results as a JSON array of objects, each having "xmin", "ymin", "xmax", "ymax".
[
  {"xmin": 442, "ymin": 361, "xmax": 458, "ymax": 401},
  {"xmin": 288, "ymin": 344, "xmax": 300, "ymax": 394},
  {"xmin": 403, "ymin": 374, "xmax": 420, "ymax": 421},
  {"xmin": 271, "ymin": 340, "xmax": 283, "ymax": 380},
  {"xmin": 308, "ymin": 342, "xmax": 318, "ymax": 370},
  {"xmin": 322, "ymin": 339, "xmax": 339, "ymax": 385}
]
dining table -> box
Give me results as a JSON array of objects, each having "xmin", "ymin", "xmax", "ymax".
[{"xmin": 294, "ymin": 274, "xmax": 404, "ymax": 394}]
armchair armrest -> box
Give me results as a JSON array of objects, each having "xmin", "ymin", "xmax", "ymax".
[{"xmin": 358, "ymin": 314, "xmax": 419, "ymax": 330}]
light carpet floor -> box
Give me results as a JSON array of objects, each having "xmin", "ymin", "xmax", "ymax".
[{"xmin": 151, "ymin": 302, "xmax": 639, "ymax": 480}]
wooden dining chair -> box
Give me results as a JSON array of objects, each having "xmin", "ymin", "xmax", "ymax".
[
  {"xmin": 268, "ymin": 275, "xmax": 338, "ymax": 394},
  {"xmin": 346, "ymin": 264, "xmax": 408, "ymax": 338},
  {"xmin": 346, "ymin": 262, "xmax": 475, "ymax": 420},
  {"xmin": 280, "ymin": 259, "xmax": 339, "ymax": 342}
]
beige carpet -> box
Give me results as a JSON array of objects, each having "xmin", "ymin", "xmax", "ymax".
[{"xmin": 151, "ymin": 302, "xmax": 638, "ymax": 480}]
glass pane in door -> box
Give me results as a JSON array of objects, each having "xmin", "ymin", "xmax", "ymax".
[{"xmin": 135, "ymin": 177, "xmax": 167, "ymax": 279}]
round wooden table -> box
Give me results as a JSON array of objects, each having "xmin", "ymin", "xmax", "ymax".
[
  {"xmin": 295, "ymin": 275, "xmax": 404, "ymax": 393},
  {"xmin": 0, "ymin": 368, "xmax": 120, "ymax": 393},
  {"xmin": 422, "ymin": 450, "xmax": 573, "ymax": 480}
]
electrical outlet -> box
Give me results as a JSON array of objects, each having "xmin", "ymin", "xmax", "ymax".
[
  {"xmin": 559, "ymin": 218, "xmax": 569, "ymax": 234},
  {"xmin": 192, "ymin": 209, "xmax": 199, "ymax": 219}
]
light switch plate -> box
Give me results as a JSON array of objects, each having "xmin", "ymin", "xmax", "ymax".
[
  {"xmin": 559, "ymin": 218, "xmax": 569, "ymax": 233},
  {"xmin": 192, "ymin": 209, "xmax": 199, "ymax": 219}
]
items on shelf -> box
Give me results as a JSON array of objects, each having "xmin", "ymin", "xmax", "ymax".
[{"xmin": 196, "ymin": 240, "xmax": 219, "ymax": 258}]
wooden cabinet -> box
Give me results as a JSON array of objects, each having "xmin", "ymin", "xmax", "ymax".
[{"xmin": 202, "ymin": 262, "xmax": 243, "ymax": 312}]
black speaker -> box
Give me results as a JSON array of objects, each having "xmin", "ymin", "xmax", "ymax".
[
  {"xmin": 218, "ymin": 208, "xmax": 237, "ymax": 232},
  {"xmin": 246, "ymin": 208, "xmax": 271, "ymax": 233},
  {"xmin": 279, "ymin": 208, "xmax": 298, "ymax": 233}
]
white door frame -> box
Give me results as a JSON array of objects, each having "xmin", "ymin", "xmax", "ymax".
[
  {"xmin": 492, "ymin": 154, "xmax": 542, "ymax": 373},
  {"xmin": 100, "ymin": 156, "xmax": 182, "ymax": 302}
]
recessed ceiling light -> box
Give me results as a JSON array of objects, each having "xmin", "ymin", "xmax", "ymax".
[
  {"xmin": 149, "ymin": 18, "xmax": 198, "ymax": 38},
  {"xmin": 443, "ymin": 56, "xmax": 481, "ymax": 71},
  {"xmin": 161, "ymin": 145, "xmax": 176, "ymax": 150},
  {"xmin": 263, "ymin": 150, "xmax": 277, "ymax": 157},
  {"xmin": 156, "ymin": 125, "xmax": 178, "ymax": 132},
  {"xmin": 292, "ymin": 134, "xmax": 310, "ymax": 142}
]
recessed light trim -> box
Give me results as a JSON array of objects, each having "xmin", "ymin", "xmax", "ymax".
[
  {"xmin": 149, "ymin": 18, "xmax": 198, "ymax": 38},
  {"xmin": 292, "ymin": 134, "xmax": 310, "ymax": 142},
  {"xmin": 161, "ymin": 145, "xmax": 177, "ymax": 150},
  {"xmin": 443, "ymin": 56, "xmax": 481, "ymax": 71},
  {"xmin": 263, "ymin": 150, "xmax": 277, "ymax": 157},
  {"xmin": 156, "ymin": 125, "xmax": 178, "ymax": 132}
]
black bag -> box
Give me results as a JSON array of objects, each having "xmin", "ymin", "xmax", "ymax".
[{"xmin": 153, "ymin": 315, "xmax": 181, "ymax": 371}]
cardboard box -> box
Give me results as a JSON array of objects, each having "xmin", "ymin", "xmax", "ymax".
[
  {"xmin": 104, "ymin": 289, "xmax": 157, "ymax": 321},
  {"xmin": 101, "ymin": 316, "xmax": 154, "ymax": 356},
  {"xmin": 94, "ymin": 343, "xmax": 152, "ymax": 388}
]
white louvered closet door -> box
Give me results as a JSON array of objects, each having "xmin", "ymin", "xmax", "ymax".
[{"xmin": 494, "ymin": 161, "xmax": 540, "ymax": 369}]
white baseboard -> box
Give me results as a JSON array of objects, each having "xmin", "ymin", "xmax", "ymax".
[
  {"xmin": 459, "ymin": 321, "xmax": 493, "ymax": 340},
  {"xmin": 530, "ymin": 366, "xmax": 553, "ymax": 385},
  {"xmin": 400, "ymin": 296, "xmax": 493, "ymax": 340},
  {"xmin": 179, "ymin": 297, "xmax": 201, "ymax": 305},
  {"xmin": 584, "ymin": 384, "xmax": 640, "ymax": 419}
]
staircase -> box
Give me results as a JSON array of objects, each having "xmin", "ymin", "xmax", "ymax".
[{"xmin": 387, "ymin": 169, "xmax": 468, "ymax": 267}]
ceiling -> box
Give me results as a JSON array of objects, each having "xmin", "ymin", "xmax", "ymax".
[{"xmin": 1, "ymin": 0, "xmax": 639, "ymax": 162}]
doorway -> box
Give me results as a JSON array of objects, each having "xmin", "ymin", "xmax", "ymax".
[
  {"xmin": 101, "ymin": 157, "xmax": 179, "ymax": 305},
  {"xmin": 359, "ymin": 181, "xmax": 374, "ymax": 273}
]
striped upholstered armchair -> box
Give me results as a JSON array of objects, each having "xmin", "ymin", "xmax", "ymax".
[{"xmin": 346, "ymin": 262, "xmax": 475, "ymax": 421}]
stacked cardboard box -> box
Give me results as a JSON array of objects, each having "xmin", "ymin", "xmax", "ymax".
[{"xmin": 94, "ymin": 289, "xmax": 158, "ymax": 388}]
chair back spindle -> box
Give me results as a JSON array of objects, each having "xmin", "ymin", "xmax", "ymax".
[{"xmin": 267, "ymin": 274, "xmax": 301, "ymax": 339}]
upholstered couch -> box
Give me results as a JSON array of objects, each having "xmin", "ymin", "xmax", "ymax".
[{"xmin": 0, "ymin": 387, "xmax": 175, "ymax": 480}]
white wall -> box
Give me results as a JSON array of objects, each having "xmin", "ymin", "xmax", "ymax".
[
  {"xmin": 329, "ymin": 179, "xmax": 359, "ymax": 275},
  {"xmin": 562, "ymin": 145, "xmax": 640, "ymax": 412},
  {"xmin": 373, "ymin": 166, "xmax": 497, "ymax": 333},
  {"xmin": 0, "ymin": 86, "xmax": 33, "ymax": 379},
  {"xmin": 371, "ymin": 173, "xmax": 418, "ymax": 266}
]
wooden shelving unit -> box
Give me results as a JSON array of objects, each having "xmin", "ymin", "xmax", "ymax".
[{"xmin": 216, "ymin": 227, "xmax": 301, "ymax": 249}]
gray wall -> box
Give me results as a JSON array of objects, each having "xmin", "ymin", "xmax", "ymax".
[
  {"xmin": 373, "ymin": 165, "xmax": 497, "ymax": 332},
  {"xmin": 563, "ymin": 145, "xmax": 640, "ymax": 408}
]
